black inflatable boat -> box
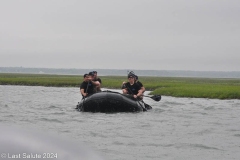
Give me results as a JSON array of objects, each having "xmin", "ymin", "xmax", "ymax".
[{"xmin": 76, "ymin": 90, "xmax": 152, "ymax": 112}]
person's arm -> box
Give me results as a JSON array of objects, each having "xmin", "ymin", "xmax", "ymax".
[
  {"xmin": 140, "ymin": 86, "xmax": 145, "ymax": 93},
  {"xmin": 93, "ymin": 80, "xmax": 101, "ymax": 91},
  {"xmin": 80, "ymin": 88, "xmax": 87, "ymax": 97},
  {"xmin": 98, "ymin": 78, "xmax": 102, "ymax": 84},
  {"xmin": 136, "ymin": 81, "xmax": 145, "ymax": 97},
  {"xmin": 122, "ymin": 88, "xmax": 128, "ymax": 94},
  {"xmin": 132, "ymin": 91, "xmax": 143, "ymax": 99},
  {"xmin": 122, "ymin": 82, "xmax": 128, "ymax": 94},
  {"xmin": 137, "ymin": 81, "xmax": 145, "ymax": 92},
  {"xmin": 136, "ymin": 89, "xmax": 143, "ymax": 98},
  {"xmin": 91, "ymin": 80, "xmax": 100, "ymax": 87}
]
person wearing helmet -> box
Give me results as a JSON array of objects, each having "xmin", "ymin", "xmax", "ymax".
[
  {"xmin": 122, "ymin": 71, "xmax": 152, "ymax": 109},
  {"xmin": 122, "ymin": 73, "xmax": 143, "ymax": 99},
  {"xmin": 122, "ymin": 71, "xmax": 145, "ymax": 95}
]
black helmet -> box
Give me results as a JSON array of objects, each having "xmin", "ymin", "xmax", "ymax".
[
  {"xmin": 128, "ymin": 73, "xmax": 135, "ymax": 78},
  {"xmin": 128, "ymin": 71, "xmax": 135, "ymax": 75},
  {"xmin": 88, "ymin": 72, "xmax": 94, "ymax": 76},
  {"xmin": 128, "ymin": 71, "xmax": 138, "ymax": 79}
]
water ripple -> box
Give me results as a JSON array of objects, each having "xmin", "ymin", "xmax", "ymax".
[
  {"xmin": 204, "ymin": 106, "xmax": 215, "ymax": 110},
  {"xmin": 176, "ymin": 143, "xmax": 222, "ymax": 150},
  {"xmin": 234, "ymin": 134, "xmax": 240, "ymax": 137},
  {"xmin": 38, "ymin": 118, "xmax": 63, "ymax": 123}
]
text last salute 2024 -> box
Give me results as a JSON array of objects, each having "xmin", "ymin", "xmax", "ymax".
[{"xmin": 2, "ymin": 152, "xmax": 58, "ymax": 159}]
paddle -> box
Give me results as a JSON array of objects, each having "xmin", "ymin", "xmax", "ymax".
[{"xmin": 143, "ymin": 95, "xmax": 161, "ymax": 102}]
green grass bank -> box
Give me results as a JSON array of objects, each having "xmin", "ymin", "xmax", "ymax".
[{"xmin": 1, "ymin": 73, "xmax": 240, "ymax": 99}]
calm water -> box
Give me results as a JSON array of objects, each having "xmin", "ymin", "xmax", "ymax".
[{"xmin": 1, "ymin": 85, "xmax": 240, "ymax": 160}]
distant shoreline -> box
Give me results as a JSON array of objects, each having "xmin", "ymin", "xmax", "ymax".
[{"xmin": 1, "ymin": 67, "xmax": 240, "ymax": 78}]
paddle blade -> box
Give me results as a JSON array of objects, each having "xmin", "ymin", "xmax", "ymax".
[{"xmin": 151, "ymin": 95, "xmax": 161, "ymax": 101}]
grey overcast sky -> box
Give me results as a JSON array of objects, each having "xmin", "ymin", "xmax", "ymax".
[{"xmin": 0, "ymin": 0, "xmax": 240, "ymax": 71}]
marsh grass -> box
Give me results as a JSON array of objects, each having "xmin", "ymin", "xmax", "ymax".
[{"xmin": 1, "ymin": 73, "xmax": 240, "ymax": 99}]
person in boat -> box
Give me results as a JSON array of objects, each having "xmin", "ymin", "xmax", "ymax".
[
  {"xmin": 92, "ymin": 71, "xmax": 102, "ymax": 92},
  {"xmin": 122, "ymin": 72, "xmax": 152, "ymax": 110},
  {"xmin": 122, "ymin": 73, "xmax": 144, "ymax": 99},
  {"xmin": 122, "ymin": 71, "xmax": 145, "ymax": 95},
  {"xmin": 80, "ymin": 73, "xmax": 100, "ymax": 97}
]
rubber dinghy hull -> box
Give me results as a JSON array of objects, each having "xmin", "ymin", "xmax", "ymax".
[{"xmin": 76, "ymin": 90, "xmax": 151, "ymax": 113}]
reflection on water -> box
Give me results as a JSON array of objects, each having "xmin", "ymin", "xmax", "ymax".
[{"xmin": 1, "ymin": 85, "xmax": 240, "ymax": 160}]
